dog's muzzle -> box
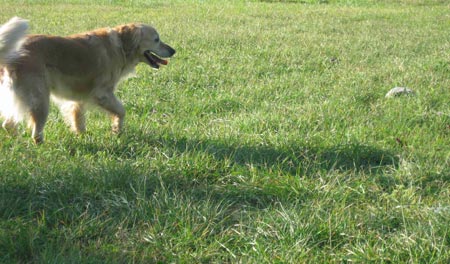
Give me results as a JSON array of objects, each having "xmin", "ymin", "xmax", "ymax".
[{"xmin": 144, "ymin": 50, "xmax": 170, "ymax": 69}]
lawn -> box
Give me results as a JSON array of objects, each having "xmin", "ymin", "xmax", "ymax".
[{"xmin": 0, "ymin": 0, "xmax": 449, "ymax": 262}]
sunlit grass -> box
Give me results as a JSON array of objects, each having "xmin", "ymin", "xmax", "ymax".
[{"xmin": 0, "ymin": 0, "xmax": 449, "ymax": 262}]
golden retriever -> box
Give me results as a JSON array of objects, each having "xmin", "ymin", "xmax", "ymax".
[{"xmin": 0, "ymin": 17, "xmax": 175, "ymax": 144}]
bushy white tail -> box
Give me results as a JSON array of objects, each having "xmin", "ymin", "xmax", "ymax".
[
  {"xmin": 0, "ymin": 17, "xmax": 28, "ymax": 65},
  {"xmin": 0, "ymin": 17, "xmax": 29, "ymax": 125}
]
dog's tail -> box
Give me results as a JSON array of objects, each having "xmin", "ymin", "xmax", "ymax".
[
  {"xmin": 0, "ymin": 17, "xmax": 29, "ymax": 125},
  {"xmin": 0, "ymin": 17, "xmax": 28, "ymax": 65}
]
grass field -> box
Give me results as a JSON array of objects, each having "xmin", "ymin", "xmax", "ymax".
[{"xmin": 0, "ymin": 0, "xmax": 449, "ymax": 262}]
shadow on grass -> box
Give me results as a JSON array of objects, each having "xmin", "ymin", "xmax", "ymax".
[
  {"xmin": 63, "ymin": 127, "xmax": 401, "ymax": 199},
  {"xmin": 63, "ymin": 128, "xmax": 400, "ymax": 204},
  {"xmin": 0, "ymin": 129, "xmax": 401, "ymax": 262},
  {"xmin": 77, "ymin": 125, "xmax": 399, "ymax": 175},
  {"xmin": 1, "ymin": 128, "xmax": 400, "ymax": 212},
  {"xmin": 166, "ymin": 136, "xmax": 399, "ymax": 175},
  {"xmin": 1, "ymin": 128, "xmax": 400, "ymax": 200}
]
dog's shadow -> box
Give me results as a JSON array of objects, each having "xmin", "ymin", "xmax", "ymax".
[
  {"xmin": 164, "ymin": 136, "xmax": 398, "ymax": 176},
  {"xmin": 1, "ymin": 128, "xmax": 401, "ymax": 260},
  {"xmin": 70, "ymin": 128, "xmax": 400, "ymax": 204},
  {"xmin": 80, "ymin": 126, "xmax": 399, "ymax": 176},
  {"xmin": 1, "ymin": 129, "xmax": 400, "ymax": 208}
]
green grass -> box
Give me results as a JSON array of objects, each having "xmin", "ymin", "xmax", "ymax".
[{"xmin": 1, "ymin": 0, "xmax": 449, "ymax": 262}]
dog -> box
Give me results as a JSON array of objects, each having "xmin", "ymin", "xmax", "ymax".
[{"xmin": 0, "ymin": 17, "xmax": 175, "ymax": 144}]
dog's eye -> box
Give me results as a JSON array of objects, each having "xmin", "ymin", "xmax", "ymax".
[{"xmin": 155, "ymin": 38, "xmax": 160, "ymax": 43}]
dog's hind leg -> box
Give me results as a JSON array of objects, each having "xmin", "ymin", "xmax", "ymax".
[
  {"xmin": 0, "ymin": 69, "xmax": 20, "ymax": 135},
  {"xmin": 93, "ymin": 92, "xmax": 125, "ymax": 134},
  {"xmin": 71, "ymin": 103, "xmax": 86, "ymax": 134},
  {"xmin": 2, "ymin": 118, "xmax": 18, "ymax": 135},
  {"xmin": 29, "ymin": 102, "xmax": 49, "ymax": 144},
  {"xmin": 18, "ymin": 79, "xmax": 50, "ymax": 144}
]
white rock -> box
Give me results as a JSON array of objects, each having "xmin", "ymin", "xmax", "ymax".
[{"xmin": 385, "ymin": 87, "xmax": 415, "ymax": 98}]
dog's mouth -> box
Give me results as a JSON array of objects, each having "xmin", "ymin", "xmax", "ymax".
[{"xmin": 144, "ymin": 50, "xmax": 169, "ymax": 69}]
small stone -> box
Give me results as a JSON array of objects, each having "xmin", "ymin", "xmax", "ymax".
[{"xmin": 385, "ymin": 87, "xmax": 415, "ymax": 98}]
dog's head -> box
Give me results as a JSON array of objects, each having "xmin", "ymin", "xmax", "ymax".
[{"xmin": 116, "ymin": 23, "xmax": 175, "ymax": 69}]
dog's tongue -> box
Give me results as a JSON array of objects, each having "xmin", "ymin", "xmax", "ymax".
[
  {"xmin": 160, "ymin": 58, "xmax": 168, "ymax": 65},
  {"xmin": 144, "ymin": 52, "xmax": 169, "ymax": 68},
  {"xmin": 152, "ymin": 53, "xmax": 168, "ymax": 65}
]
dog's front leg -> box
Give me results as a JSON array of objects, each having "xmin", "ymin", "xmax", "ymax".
[
  {"xmin": 94, "ymin": 92, "xmax": 125, "ymax": 134},
  {"xmin": 59, "ymin": 101, "xmax": 86, "ymax": 134}
]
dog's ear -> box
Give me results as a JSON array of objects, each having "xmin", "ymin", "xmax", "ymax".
[{"xmin": 116, "ymin": 24, "xmax": 142, "ymax": 57}]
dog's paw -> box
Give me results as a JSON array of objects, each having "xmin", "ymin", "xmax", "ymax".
[
  {"xmin": 112, "ymin": 125, "xmax": 122, "ymax": 135},
  {"xmin": 33, "ymin": 134, "xmax": 44, "ymax": 144}
]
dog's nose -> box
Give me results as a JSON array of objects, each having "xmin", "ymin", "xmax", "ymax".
[{"xmin": 169, "ymin": 47, "xmax": 176, "ymax": 56}]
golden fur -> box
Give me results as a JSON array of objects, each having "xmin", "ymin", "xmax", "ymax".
[{"xmin": 0, "ymin": 17, "xmax": 175, "ymax": 143}]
